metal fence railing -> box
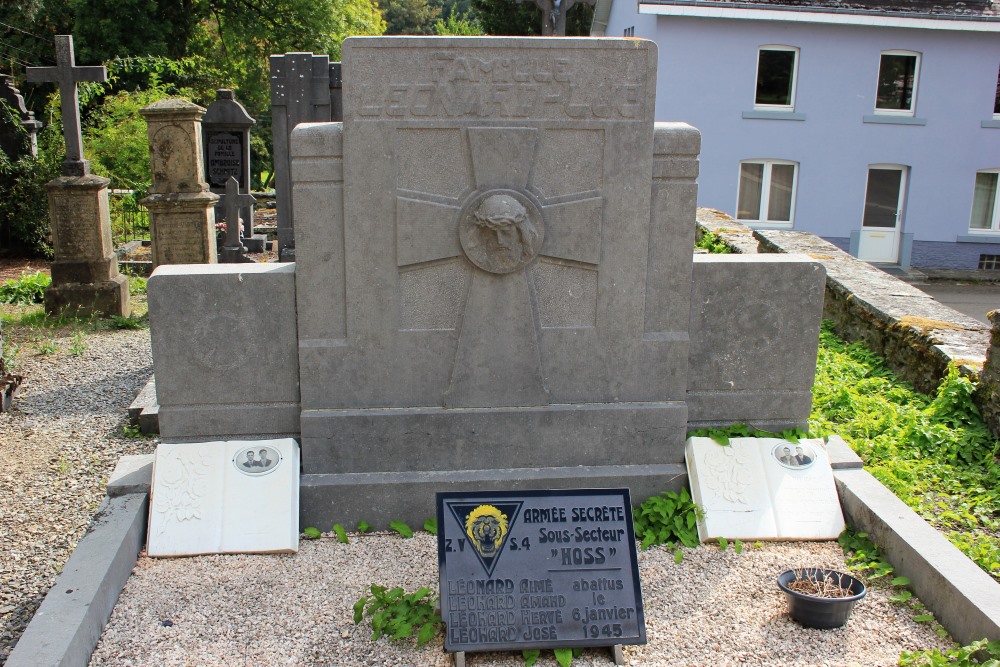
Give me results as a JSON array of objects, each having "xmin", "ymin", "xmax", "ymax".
[{"xmin": 109, "ymin": 189, "xmax": 150, "ymax": 247}]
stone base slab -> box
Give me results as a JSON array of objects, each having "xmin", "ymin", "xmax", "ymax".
[
  {"xmin": 44, "ymin": 274, "xmax": 129, "ymax": 318},
  {"xmin": 299, "ymin": 464, "xmax": 688, "ymax": 528},
  {"xmin": 300, "ymin": 402, "xmax": 687, "ymax": 474}
]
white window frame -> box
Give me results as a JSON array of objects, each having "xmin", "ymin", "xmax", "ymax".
[
  {"xmin": 735, "ymin": 159, "xmax": 799, "ymax": 228},
  {"xmin": 753, "ymin": 45, "xmax": 799, "ymax": 111},
  {"xmin": 993, "ymin": 63, "xmax": 1000, "ymax": 120},
  {"xmin": 874, "ymin": 49, "xmax": 920, "ymax": 116},
  {"xmin": 969, "ymin": 169, "xmax": 1000, "ymax": 234}
]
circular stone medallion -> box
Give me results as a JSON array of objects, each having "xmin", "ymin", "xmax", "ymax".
[
  {"xmin": 233, "ymin": 445, "xmax": 282, "ymax": 476},
  {"xmin": 458, "ymin": 189, "xmax": 545, "ymax": 274}
]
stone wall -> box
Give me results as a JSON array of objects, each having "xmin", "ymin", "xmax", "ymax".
[{"xmin": 696, "ymin": 209, "xmax": 992, "ymax": 400}]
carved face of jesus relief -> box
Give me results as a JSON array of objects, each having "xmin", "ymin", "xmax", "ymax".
[{"xmin": 459, "ymin": 189, "xmax": 544, "ymax": 274}]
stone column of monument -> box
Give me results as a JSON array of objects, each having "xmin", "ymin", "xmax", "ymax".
[
  {"xmin": 25, "ymin": 35, "xmax": 130, "ymax": 317},
  {"xmin": 140, "ymin": 99, "xmax": 219, "ymax": 266},
  {"xmin": 202, "ymin": 89, "xmax": 265, "ymax": 251}
]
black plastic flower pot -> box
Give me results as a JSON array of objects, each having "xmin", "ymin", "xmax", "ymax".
[{"xmin": 776, "ymin": 568, "xmax": 867, "ymax": 629}]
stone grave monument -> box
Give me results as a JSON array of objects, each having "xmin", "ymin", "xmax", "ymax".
[
  {"xmin": 269, "ymin": 53, "xmax": 344, "ymax": 261},
  {"xmin": 26, "ymin": 35, "xmax": 130, "ymax": 317},
  {"xmin": 0, "ymin": 75, "xmax": 42, "ymax": 159},
  {"xmin": 203, "ymin": 89, "xmax": 266, "ymax": 252},
  {"xmin": 147, "ymin": 37, "xmax": 827, "ymax": 529},
  {"xmin": 218, "ymin": 176, "xmax": 255, "ymax": 263},
  {"xmin": 140, "ymin": 99, "xmax": 219, "ymax": 266}
]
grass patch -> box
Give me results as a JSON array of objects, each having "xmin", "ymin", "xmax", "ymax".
[{"xmin": 811, "ymin": 323, "xmax": 1000, "ymax": 581}]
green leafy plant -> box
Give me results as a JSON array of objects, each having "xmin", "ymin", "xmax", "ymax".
[
  {"xmin": 353, "ymin": 584, "xmax": 440, "ymax": 647},
  {"xmin": 523, "ymin": 648, "xmax": 584, "ymax": 667},
  {"xmin": 356, "ymin": 520, "xmax": 372, "ymax": 533},
  {"xmin": 122, "ymin": 422, "xmax": 143, "ymax": 439},
  {"xmin": 423, "ymin": 518, "xmax": 437, "ymax": 535},
  {"xmin": 694, "ymin": 230, "xmax": 733, "ymax": 254},
  {"xmin": 0, "ymin": 271, "xmax": 51, "ymax": 305},
  {"xmin": 69, "ymin": 330, "xmax": 87, "ymax": 356},
  {"xmin": 34, "ymin": 337, "xmax": 59, "ymax": 356},
  {"xmin": 633, "ymin": 488, "xmax": 702, "ymax": 550},
  {"xmin": 814, "ymin": 324, "xmax": 1000, "ymax": 582},
  {"xmin": 687, "ymin": 423, "xmax": 805, "ymax": 447},
  {"xmin": 899, "ymin": 639, "xmax": 1000, "ymax": 666},
  {"xmin": 390, "ymin": 520, "xmax": 413, "ymax": 538},
  {"xmin": 302, "ymin": 526, "xmax": 322, "ymax": 539},
  {"xmin": 333, "ymin": 523, "xmax": 349, "ymax": 544},
  {"xmin": 107, "ymin": 315, "xmax": 147, "ymax": 330}
]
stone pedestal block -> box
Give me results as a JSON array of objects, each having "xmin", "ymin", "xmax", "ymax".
[
  {"xmin": 144, "ymin": 192, "xmax": 220, "ymax": 266},
  {"xmin": 141, "ymin": 99, "xmax": 219, "ymax": 266},
  {"xmin": 44, "ymin": 174, "xmax": 129, "ymax": 317}
]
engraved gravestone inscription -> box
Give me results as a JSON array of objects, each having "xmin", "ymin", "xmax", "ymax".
[{"xmin": 437, "ymin": 489, "xmax": 646, "ymax": 654}]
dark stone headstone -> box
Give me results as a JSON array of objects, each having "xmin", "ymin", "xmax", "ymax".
[
  {"xmin": 203, "ymin": 89, "xmax": 256, "ymax": 242},
  {"xmin": 0, "ymin": 75, "xmax": 41, "ymax": 159}
]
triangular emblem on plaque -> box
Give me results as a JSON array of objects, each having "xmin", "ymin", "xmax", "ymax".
[{"xmin": 446, "ymin": 500, "xmax": 523, "ymax": 577}]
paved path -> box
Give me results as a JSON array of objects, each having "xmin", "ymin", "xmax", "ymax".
[{"xmin": 909, "ymin": 281, "xmax": 1000, "ymax": 325}]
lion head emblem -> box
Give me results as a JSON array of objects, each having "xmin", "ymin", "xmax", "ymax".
[{"xmin": 465, "ymin": 504, "xmax": 509, "ymax": 557}]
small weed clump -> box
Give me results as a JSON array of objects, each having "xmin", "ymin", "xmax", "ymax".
[
  {"xmin": 353, "ymin": 584, "xmax": 440, "ymax": 647},
  {"xmin": 899, "ymin": 639, "xmax": 1000, "ymax": 666},
  {"xmin": 632, "ymin": 487, "xmax": 702, "ymax": 551},
  {"xmin": 694, "ymin": 230, "xmax": 733, "ymax": 254},
  {"xmin": 0, "ymin": 271, "xmax": 51, "ymax": 305},
  {"xmin": 812, "ymin": 324, "xmax": 1000, "ymax": 581}
]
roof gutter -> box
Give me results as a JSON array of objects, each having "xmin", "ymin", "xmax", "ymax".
[{"xmin": 638, "ymin": 1, "xmax": 1000, "ymax": 30}]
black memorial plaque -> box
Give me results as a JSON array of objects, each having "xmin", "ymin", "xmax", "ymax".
[
  {"xmin": 437, "ymin": 489, "xmax": 646, "ymax": 654},
  {"xmin": 205, "ymin": 131, "xmax": 243, "ymax": 188}
]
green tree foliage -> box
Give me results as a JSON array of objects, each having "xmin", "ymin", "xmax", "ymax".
[
  {"xmin": 470, "ymin": 0, "xmax": 592, "ymax": 35},
  {"xmin": 83, "ymin": 86, "xmax": 177, "ymax": 189},
  {"xmin": 434, "ymin": 9, "xmax": 484, "ymax": 35},
  {"xmin": 378, "ymin": 0, "xmax": 442, "ymax": 34}
]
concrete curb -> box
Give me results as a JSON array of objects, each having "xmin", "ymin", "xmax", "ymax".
[
  {"xmin": 8, "ymin": 449, "xmax": 1000, "ymax": 665},
  {"xmin": 834, "ymin": 467, "xmax": 1000, "ymax": 646},
  {"xmin": 826, "ymin": 435, "xmax": 1000, "ymax": 645},
  {"xmin": 5, "ymin": 456, "xmax": 153, "ymax": 667}
]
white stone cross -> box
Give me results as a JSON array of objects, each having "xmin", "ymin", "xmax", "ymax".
[{"xmin": 26, "ymin": 35, "xmax": 107, "ymax": 177}]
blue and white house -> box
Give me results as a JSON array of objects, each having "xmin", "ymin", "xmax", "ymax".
[{"xmin": 593, "ymin": 0, "xmax": 1000, "ymax": 269}]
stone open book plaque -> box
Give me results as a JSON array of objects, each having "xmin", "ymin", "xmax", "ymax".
[
  {"xmin": 147, "ymin": 439, "xmax": 300, "ymax": 557},
  {"xmin": 685, "ymin": 437, "xmax": 845, "ymax": 541}
]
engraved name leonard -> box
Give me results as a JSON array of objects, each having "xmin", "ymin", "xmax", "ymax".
[{"xmin": 358, "ymin": 52, "xmax": 644, "ymax": 120}]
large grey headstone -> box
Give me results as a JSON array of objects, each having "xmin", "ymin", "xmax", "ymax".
[{"xmin": 293, "ymin": 37, "xmax": 694, "ymax": 525}]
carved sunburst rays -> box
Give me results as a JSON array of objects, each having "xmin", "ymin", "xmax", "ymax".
[{"xmin": 394, "ymin": 127, "xmax": 604, "ymax": 270}]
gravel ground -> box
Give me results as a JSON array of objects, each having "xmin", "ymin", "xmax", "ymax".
[
  {"xmin": 0, "ymin": 324, "xmax": 155, "ymax": 665},
  {"xmin": 91, "ymin": 536, "xmax": 951, "ymax": 667}
]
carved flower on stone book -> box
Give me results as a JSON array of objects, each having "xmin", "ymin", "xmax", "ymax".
[
  {"xmin": 702, "ymin": 445, "xmax": 753, "ymax": 505},
  {"xmin": 154, "ymin": 447, "xmax": 213, "ymax": 532}
]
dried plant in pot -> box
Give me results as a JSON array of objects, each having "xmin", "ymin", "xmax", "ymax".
[{"xmin": 776, "ymin": 568, "xmax": 867, "ymax": 629}]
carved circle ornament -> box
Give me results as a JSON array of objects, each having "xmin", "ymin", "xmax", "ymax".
[{"xmin": 458, "ymin": 189, "xmax": 545, "ymax": 274}]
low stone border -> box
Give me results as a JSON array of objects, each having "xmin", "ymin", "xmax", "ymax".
[
  {"xmin": 9, "ymin": 447, "xmax": 999, "ymax": 666},
  {"xmin": 4, "ymin": 455, "xmax": 152, "ymax": 667}
]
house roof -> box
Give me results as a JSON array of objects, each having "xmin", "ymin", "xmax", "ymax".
[{"xmin": 637, "ymin": 0, "xmax": 1000, "ymax": 20}]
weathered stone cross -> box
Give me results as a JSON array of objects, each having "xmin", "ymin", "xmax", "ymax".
[
  {"xmin": 26, "ymin": 35, "xmax": 107, "ymax": 177},
  {"xmin": 222, "ymin": 176, "xmax": 256, "ymax": 250}
]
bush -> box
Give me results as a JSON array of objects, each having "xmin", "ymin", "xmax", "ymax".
[{"xmin": 0, "ymin": 153, "xmax": 56, "ymax": 258}]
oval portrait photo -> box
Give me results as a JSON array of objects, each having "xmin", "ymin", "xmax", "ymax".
[
  {"xmin": 233, "ymin": 445, "xmax": 282, "ymax": 476},
  {"xmin": 772, "ymin": 442, "xmax": 816, "ymax": 470}
]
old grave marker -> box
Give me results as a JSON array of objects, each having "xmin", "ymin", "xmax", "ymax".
[{"xmin": 25, "ymin": 35, "xmax": 129, "ymax": 317}]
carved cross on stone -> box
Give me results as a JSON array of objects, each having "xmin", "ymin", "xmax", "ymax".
[
  {"xmin": 396, "ymin": 127, "xmax": 604, "ymax": 407},
  {"xmin": 26, "ymin": 35, "xmax": 107, "ymax": 177},
  {"xmin": 516, "ymin": 0, "xmax": 596, "ymax": 35},
  {"xmin": 219, "ymin": 176, "xmax": 256, "ymax": 263}
]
